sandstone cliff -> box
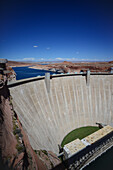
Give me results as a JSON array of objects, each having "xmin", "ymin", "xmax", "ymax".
[{"xmin": 0, "ymin": 83, "xmax": 47, "ymax": 169}]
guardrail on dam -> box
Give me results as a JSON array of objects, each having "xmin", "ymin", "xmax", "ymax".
[{"xmin": 8, "ymin": 73, "xmax": 113, "ymax": 154}]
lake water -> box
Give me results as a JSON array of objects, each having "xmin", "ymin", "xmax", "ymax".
[{"xmin": 13, "ymin": 66, "xmax": 59, "ymax": 80}]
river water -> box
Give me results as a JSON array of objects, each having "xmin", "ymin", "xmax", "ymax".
[
  {"xmin": 83, "ymin": 146, "xmax": 113, "ymax": 170},
  {"xmin": 12, "ymin": 66, "xmax": 59, "ymax": 80}
]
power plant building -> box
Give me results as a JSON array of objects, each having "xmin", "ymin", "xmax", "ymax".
[{"xmin": 63, "ymin": 125, "xmax": 113, "ymax": 159}]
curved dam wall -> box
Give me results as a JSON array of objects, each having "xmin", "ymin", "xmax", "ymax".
[{"xmin": 9, "ymin": 74, "xmax": 113, "ymax": 154}]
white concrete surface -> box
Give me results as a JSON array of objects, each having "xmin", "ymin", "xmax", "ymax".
[{"xmin": 9, "ymin": 75, "xmax": 113, "ymax": 154}]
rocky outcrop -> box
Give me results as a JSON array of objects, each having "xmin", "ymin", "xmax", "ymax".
[
  {"xmin": 7, "ymin": 67, "xmax": 16, "ymax": 83},
  {"xmin": 28, "ymin": 61, "xmax": 113, "ymax": 73},
  {"xmin": 48, "ymin": 61, "xmax": 113, "ymax": 73},
  {"xmin": 0, "ymin": 85, "xmax": 18, "ymax": 169},
  {"xmin": 7, "ymin": 60, "xmax": 113, "ymax": 74},
  {"xmin": 109, "ymin": 61, "xmax": 113, "ymax": 64},
  {"xmin": 0, "ymin": 79, "xmax": 47, "ymax": 169},
  {"xmin": 35, "ymin": 150, "xmax": 61, "ymax": 169}
]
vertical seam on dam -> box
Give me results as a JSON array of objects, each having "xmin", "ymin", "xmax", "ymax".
[{"xmin": 9, "ymin": 75, "xmax": 113, "ymax": 154}]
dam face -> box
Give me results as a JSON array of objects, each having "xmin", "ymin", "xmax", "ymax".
[{"xmin": 9, "ymin": 74, "xmax": 113, "ymax": 154}]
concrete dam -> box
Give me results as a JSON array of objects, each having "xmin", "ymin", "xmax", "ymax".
[{"xmin": 9, "ymin": 73, "xmax": 113, "ymax": 154}]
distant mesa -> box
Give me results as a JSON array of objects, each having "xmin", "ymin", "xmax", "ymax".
[{"xmin": 109, "ymin": 61, "xmax": 113, "ymax": 64}]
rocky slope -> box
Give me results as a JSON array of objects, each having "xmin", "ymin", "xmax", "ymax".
[
  {"xmin": 0, "ymin": 73, "xmax": 61, "ymax": 169},
  {"xmin": 0, "ymin": 83, "xmax": 47, "ymax": 169},
  {"xmin": 29, "ymin": 61, "xmax": 113, "ymax": 73},
  {"xmin": 8, "ymin": 60, "xmax": 113, "ymax": 74}
]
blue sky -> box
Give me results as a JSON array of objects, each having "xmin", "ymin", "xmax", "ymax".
[{"xmin": 0, "ymin": 0, "xmax": 113, "ymax": 62}]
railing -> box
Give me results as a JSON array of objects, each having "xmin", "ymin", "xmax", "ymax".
[{"xmin": 8, "ymin": 72, "xmax": 113, "ymax": 88}]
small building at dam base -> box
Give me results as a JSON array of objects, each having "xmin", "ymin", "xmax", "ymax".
[{"xmin": 54, "ymin": 125, "xmax": 113, "ymax": 169}]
